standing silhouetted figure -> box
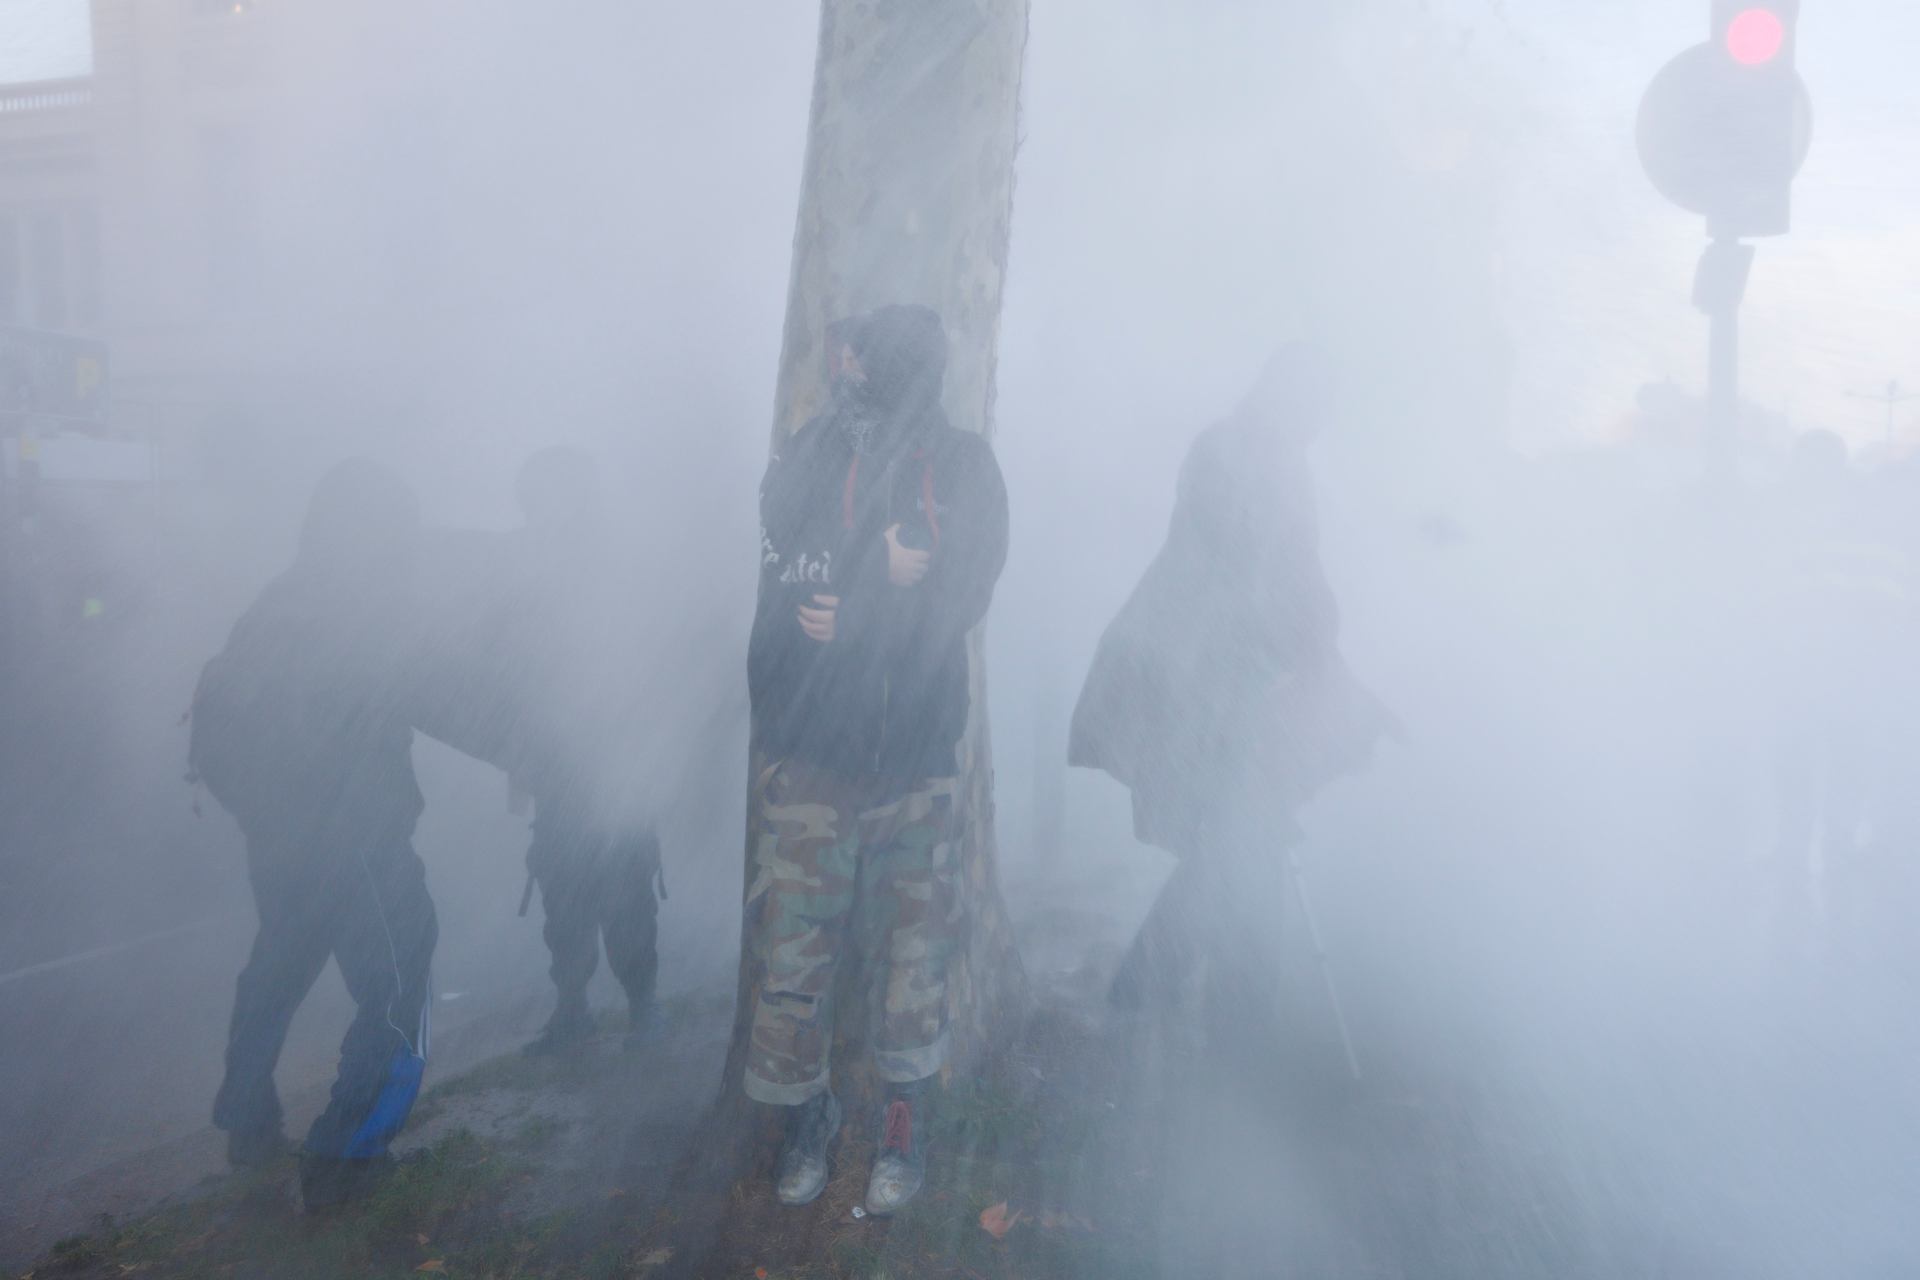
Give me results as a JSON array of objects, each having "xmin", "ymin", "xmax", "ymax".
[
  {"xmin": 745, "ymin": 304, "xmax": 1007, "ymax": 1216},
  {"xmin": 1763, "ymin": 431, "xmax": 1913, "ymax": 962},
  {"xmin": 1070, "ymin": 344, "xmax": 1389, "ymax": 1027},
  {"xmin": 507, "ymin": 447, "xmax": 662, "ymax": 1054},
  {"xmin": 405, "ymin": 449, "xmax": 665, "ymax": 1054},
  {"xmin": 190, "ymin": 459, "xmax": 436, "ymax": 1209}
]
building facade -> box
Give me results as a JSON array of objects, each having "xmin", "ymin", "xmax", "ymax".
[{"xmin": 0, "ymin": 71, "xmax": 98, "ymax": 337}]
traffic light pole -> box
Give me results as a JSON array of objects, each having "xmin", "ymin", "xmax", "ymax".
[
  {"xmin": 1639, "ymin": 3, "xmax": 1810, "ymax": 478},
  {"xmin": 1695, "ymin": 236, "xmax": 1755, "ymax": 479},
  {"xmin": 1707, "ymin": 284, "xmax": 1738, "ymax": 477}
]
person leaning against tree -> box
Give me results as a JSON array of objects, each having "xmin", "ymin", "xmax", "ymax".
[{"xmin": 744, "ymin": 304, "xmax": 1008, "ymax": 1217}]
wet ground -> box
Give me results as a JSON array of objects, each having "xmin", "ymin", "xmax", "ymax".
[
  {"xmin": 7, "ymin": 724, "xmax": 1920, "ymax": 1277},
  {"xmin": 0, "ymin": 735, "xmax": 606, "ymax": 1267},
  {"xmin": 14, "ymin": 895, "xmax": 1920, "ymax": 1279}
]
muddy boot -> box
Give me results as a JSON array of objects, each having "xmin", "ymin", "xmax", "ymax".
[
  {"xmin": 865, "ymin": 1081, "xmax": 929, "ymax": 1216},
  {"xmin": 773, "ymin": 1089, "xmax": 841, "ymax": 1207},
  {"xmin": 522, "ymin": 994, "xmax": 594, "ymax": 1056},
  {"xmin": 225, "ymin": 1125, "xmax": 291, "ymax": 1171}
]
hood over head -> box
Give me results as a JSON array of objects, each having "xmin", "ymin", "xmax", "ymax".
[
  {"xmin": 296, "ymin": 457, "xmax": 420, "ymax": 587},
  {"xmin": 1242, "ymin": 340, "xmax": 1337, "ymax": 440},
  {"xmin": 843, "ymin": 303, "xmax": 948, "ymax": 430}
]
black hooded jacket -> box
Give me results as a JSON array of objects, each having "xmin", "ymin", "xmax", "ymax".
[
  {"xmin": 749, "ymin": 306, "xmax": 1009, "ymax": 785},
  {"xmin": 1068, "ymin": 407, "xmax": 1388, "ymax": 856},
  {"xmin": 189, "ymin": 461, "xmax": 425, "ymax": 852}
]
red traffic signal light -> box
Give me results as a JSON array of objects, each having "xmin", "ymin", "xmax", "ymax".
[
  {"xmin": 1713, "ymin": 1, "xmax": 1797, "ymax": 70},
  {"xmin": 1725, "ymin": 8, "xmax": 1786, "ymax": 65},
  {"xmin": 1640, "ymin": 0, "xmax": 1809, "ymax": 238}
]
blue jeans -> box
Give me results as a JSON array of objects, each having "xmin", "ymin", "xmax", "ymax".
[{"xmin": 213, "ymin": 833, "xmax": 437, "ymax": 1160}]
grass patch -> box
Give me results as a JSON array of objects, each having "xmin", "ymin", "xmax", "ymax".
[
  {"xmin": 663, "ymin": 1019, "xmax": 1160, "ymax": 1280},
  {"xmin": 27, "ymin": 999, "xmax": 1155, "ymax": 1280},
  {"xmin": 23, "ymin": 1129, "xmax": 556, "ymax": 1280}
]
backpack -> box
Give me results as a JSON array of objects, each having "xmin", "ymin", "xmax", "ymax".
[{"xmin": 186, "ymin": 603, "xmax": 301, "ymax": 827}]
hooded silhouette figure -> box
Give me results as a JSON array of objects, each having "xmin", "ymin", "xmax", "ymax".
[{"xmin": 192, "ymin": 459, "xmax": 437, "ymax": 1207}]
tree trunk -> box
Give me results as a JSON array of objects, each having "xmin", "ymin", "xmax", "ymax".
[{"xmin": 723, "ymin": 0, "xmax": 1032, "ymax": 1106}]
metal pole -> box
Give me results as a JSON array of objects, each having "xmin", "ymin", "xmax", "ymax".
[
  {"xmin": 1287, "ymin": 848, "xmax": 1362, "ymax": 1082},
  {"xmin": 1846, "ymin": 381, "xmax": 1919, "ymax": 449},
  {"xmin": 0, "ymin": 438, "xmax": 11, "ymax": 755},
  {"xmin": 1707, "ymin": 288, "xmax": 1740, "ymax": 480},
  {"xmin": 1031, "ymin": 643, "xmax": 1066, "ymax": 859},
  {"xmin": 1694, "ymin": 236, "xmax": 1753, "ymax": 480}
]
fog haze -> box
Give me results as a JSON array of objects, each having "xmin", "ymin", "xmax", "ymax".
[{"xmin": 2, "ymin": 1, "xmax": 1916, "ymax": 1275}]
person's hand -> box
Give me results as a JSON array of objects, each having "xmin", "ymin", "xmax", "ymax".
[
  {"xmin": 797, "ymin": 594, "xmax": 839, "ymax": 643},
  {"xmin": 885, "ymin": 524, "xmax": 931, "ymax": 588}
]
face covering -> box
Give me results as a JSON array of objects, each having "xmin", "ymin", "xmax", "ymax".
[{"xmin": 833, "ymin": 373, "xmax": 886, "ymax": 455}]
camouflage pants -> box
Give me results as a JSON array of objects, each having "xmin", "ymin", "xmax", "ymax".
[{"xmin": 743, "ymin": 761, "xmax": 962, "ymax": 1106}]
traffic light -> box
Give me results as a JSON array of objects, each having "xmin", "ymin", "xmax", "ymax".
[
  {"xmin": 1638, "ymin": 0, "xmax": 1810, "ymax": 239},
  {"xmin": 1715, "ymin": 2, "xmax": 1793, "ymax": 68}
]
